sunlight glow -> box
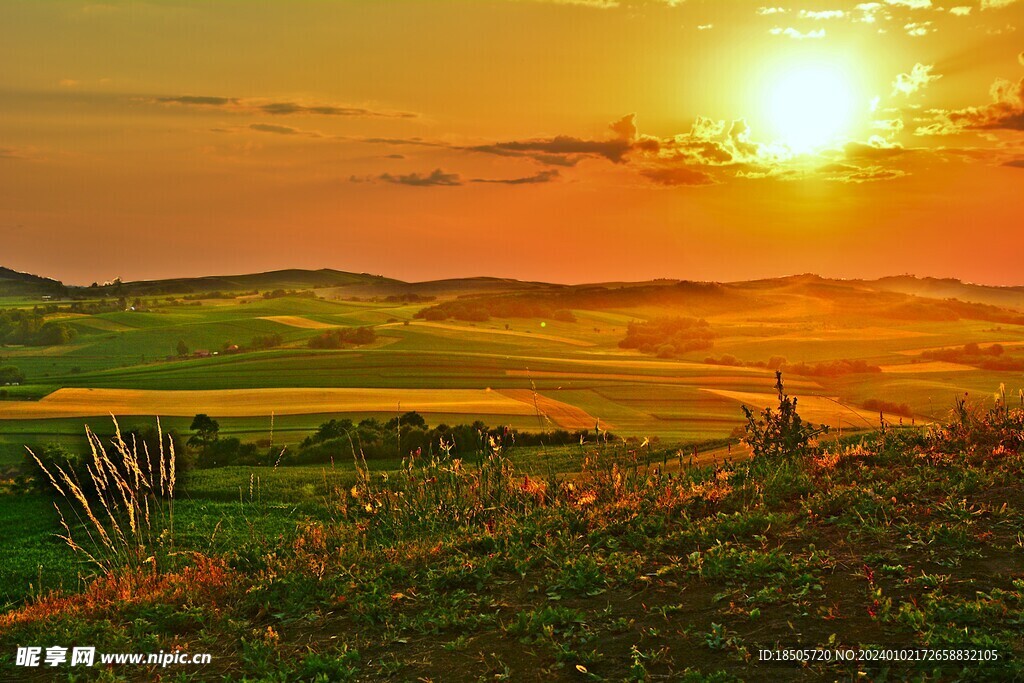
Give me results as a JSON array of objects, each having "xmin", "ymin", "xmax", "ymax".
[{"xmin": 766, "ymin": 63, "xmax": 857, "ymax": 153}]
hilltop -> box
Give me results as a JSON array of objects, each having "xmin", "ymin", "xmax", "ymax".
[
  {"xmin": 3, "ymin": 265, "xmax": 1023, "ymax": 312},
  {"xmin": 0, "ymin": 267, "xmax": 65, "ymax": 297}
]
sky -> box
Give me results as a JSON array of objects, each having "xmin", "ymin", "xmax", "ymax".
[{"xmin": 1, "ymin": 0, "xmax": 1022, "ymax": 286}]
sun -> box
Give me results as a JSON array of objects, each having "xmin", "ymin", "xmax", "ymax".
[{"xmin": 765, "ymin": 63, "xmax": 857, "ymax": 153}]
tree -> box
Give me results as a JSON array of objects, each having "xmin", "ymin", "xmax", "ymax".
[
  {"xmin": 176, "ymin": 340, "xmax": 189, "ymax": 357},
  {"xmin": 188, "ymin": 413, "xmax": 220, "ymax": 448},
  {"xmin": 0, "ymin": 366, "xmax": 25, "ymax": 384}
]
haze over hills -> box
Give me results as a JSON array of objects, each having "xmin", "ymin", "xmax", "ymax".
[{"xmin": 4, "ymin": 265, "xmax": 1024, "ymax": 314}]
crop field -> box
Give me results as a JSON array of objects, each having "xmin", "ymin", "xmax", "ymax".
[
  {"xmin": 3, "ymin": 273, "xmax": 1024, "ymax": 680},
  {"xmin": 4, "ymin": 276, "xmax": 1024, "ymax": 458},
  {"xmin": 0, "ymin": 387, "xmax": 549, "ymax": 421}
]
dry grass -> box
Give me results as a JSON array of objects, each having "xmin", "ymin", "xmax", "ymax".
[{"xmin": 29, "ymin": 417, "xmax": 175, "ymax": 573}]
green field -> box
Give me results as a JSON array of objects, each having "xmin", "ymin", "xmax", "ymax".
[
  {"xmin": 3, "ymin": 273, "xmax": 1024, "ymax": 469},
  {"xmin": 3, "ymin": 270, "xmax": 1024, "ymax": 679}
]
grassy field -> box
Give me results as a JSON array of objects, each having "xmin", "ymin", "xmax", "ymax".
[
  {"xmin": 4, "ymin": 279, "xmax": 1024, "ymax": 460},
  {"xmin": 2, "ymin": 273, "xmax": 1024, "ymax": 679},
  {"xmin": 1, "ymin": 393, "xmax": 1023, "ymax": 680}
]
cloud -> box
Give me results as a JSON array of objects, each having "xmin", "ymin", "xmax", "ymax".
[
  {"xmin": 524, "ymin": 0, "xmax": 620, "ymax": 6},
  {"xmin": 980, "ymin": 0, "xmax": 1018, "ymax": 9},
  {"xmin": 799, "ymin": 9, "xmax": 845, "ymax": 19},
  {"xmin": 757, "ymin": 7, "xmax": 788, "ymax": 14},
  {"xmin": 949, "ymin": 6, "xmax": 972, "ymax": 15},
  {"xmin": 1019, "ymin": 52, "xmax": 1024, "ymax": 66},
  {"xmin": 838, "ymin": 167, "xmax": 908, "ymax": 182},
  {"xmin": 903, "ymin": 21, "xmax": 934, "ymax": 36},
  {"xmin": 0, "ymin": 147, "xmax": 24, "ymax": 160},
  {"xmin": 249, "ymin": 123, "xmax": 303, "ymax": 135},
  {"xmin": 844, "ymin": 137, "xmax": 912, "ymax": 160},
  {"xmin": 885, "ymin": 0, "xmax": 931, "ymax": 8},
  {"xmin": 258, "ymin": 102, "xmax": 416, "ymax": 118},
  {"xmin": 919, "ymin": 77, "xmax": 1024, "ymax": 133},
  {"xmin": 155, "ymin": 95, "xmax": 417, "ymax": 119},
  {"xmin": 377, "ymin": 169, "xmax": 462, "ymax": 187},
  {"xmin": 158, "ymin": 95, "xmax": 237, "ymax": 106},
  {"xmin": 872, "ymin": 118, "xmax": 905, "ymax": 133},
  {"xmin": 364, "ymin": 168, "xmax": 559, "ymax": 187},
  {"xmin": 640, "ymin": 167, "xmax": 716, "ymax": 186},
  {"xmin": 853, "ymin": 3, "xmax": 890, "ymax": 23},
  {"xmin": 769, "ymin": 27, "xmax": 827, "ymax": 39},
  {"xmin": 892, "ymin": 63, "xmax": 942, "ymax": 96},
  {"xmin": 472, "ymin": 170, "xmax": 560, "ymax": 184},
  {"xmin": 1004, "ymin": 158, "xmax": 1024, "ymax": 168},
  {"xmin": 468, "ymin": 116, "xmax": 637, "ymax": 166}
]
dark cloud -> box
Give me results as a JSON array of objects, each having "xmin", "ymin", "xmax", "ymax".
[
  {"xmin": 1004, "ymin": 159, "xmax": 1024, "ymax": 168},
  {"xmin": 362, "ymin": 137, "xmax": 443, "ymax": 147},
  {"xmin": 378, "ymin": 168, "xmax": 462, "ymax": 187},
  {"xmin": 157, "ymin": 95, "xmax": 237, "ymax": 106},
  {"xmin": 0, "ymin": 147, "xmax": 23, "ymax": 159},
  {"xmin": 844, "ymin": 139, "xmax": 912, "ymax": 160},
  {"xmin": 154, "ymin": 95, "xmax": 417, "ymax": 119},
  {"xmin": 471, "ymin": 170, "xmax": 560, "ymax": 185},
  {"xmin": 470, "ymin": 136, "xmax": 633, "ymax": 164},
  {"xmin": 917, "ymin": 77, "xmax": 1024, "ymax": 134},
  {"xmin": 640, "ymin": 167, "xmax": 716, "ymax": 186},
  {"xmin": 259, "ymin": 102, "xmax": 417, "ymax": 118},
  {"xmin": 840, "ymin": 168, "xmax": 907, "ymax": 183},
  {"xmin": 249, "ymin": 123, "xmax": 301, "ymax": 135}
]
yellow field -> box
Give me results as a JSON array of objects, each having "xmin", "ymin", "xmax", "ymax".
[
  {"xmin": 753, "ymin": 326, "xmax": 934, "ymax": 343},
  {"xmin": 700, "ymin": 389, "xmax": 917, "ymax": 427},
  {"xmin": 505, "ymin": 369, "xmax": 823, "ymax": 391},
  {"xmin": 896, "ymin": 340, "xmax": 1024, "ymax": 356},
  {"xmin": 878, "ymin": 361, "xmax": 974, "ymax": 374},
  {"xmin": 0, "ymin": 387, "xmax": 599, "ymax": 429},
  {"xmin": 259, "ymin": 316, "xmax": 337, "ymax": 329},
  {"xmin": 497, "ymin": 389, "xmax": 605, "ymax": 430},
  {"xmin": 389, "ymin": 321, "xmax": 596, "ymax": 347}
]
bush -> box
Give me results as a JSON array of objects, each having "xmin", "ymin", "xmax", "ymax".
[
  {"xmin": 308, "ymin": 327, "xmax": 376, "ymax": 349},
  {"xmin": 742, "ymin": 371, "xmax": 828, "ymax": 460},
  {"xmin": 0, "ymin": 365, "xmax": 25, "ymax": 385},
  {"xmin": 862, "ymin": 399, "xmax": 913, "ymax": 418},
  {"xmin": 619, "ymin": 317, "xmax": 714, "ymax": 357}
]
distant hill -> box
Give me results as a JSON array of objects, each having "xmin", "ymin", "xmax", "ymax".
[
  {"xmin": 115, "ymin": 268, "xmax": 405, "ymax": 295},
  {"xmin": 3, "ymin": 266, "xmax": 1024, "ymax": 312},
  {"xmin": 0, "ymin": 266, "xmax": 66, "ymax": 296},
  {"xmin": 867, "ymin": 276, "xmax": 1024, "ymax": 312}
]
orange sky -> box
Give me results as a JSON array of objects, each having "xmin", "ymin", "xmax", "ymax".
[{"xmin": 1, "ymin": 0, "xmax": 1023, "ymax": 286}]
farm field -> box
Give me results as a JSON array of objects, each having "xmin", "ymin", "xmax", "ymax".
[
  {"xmin": 3, "ymin": 270, "xmax": 1024, "ymax": 679},
  {"xmin": 3, "ymin": 272, "xmax": 1024, "ymax": 465}
]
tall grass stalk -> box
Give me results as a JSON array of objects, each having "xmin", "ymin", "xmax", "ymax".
[{"xmin": 29, "ymin": 417, "xmax": 175, "ymax": 574}]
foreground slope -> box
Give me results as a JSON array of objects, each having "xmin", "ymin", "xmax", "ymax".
[{"xmin": 1, "ymin": 392, "xmax": 1022, "ymax": 681}]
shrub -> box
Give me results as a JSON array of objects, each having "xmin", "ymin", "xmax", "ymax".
[
  {"xmin": 619, "ymin": 317, "xmax": 714, "ymax": 357},
  {"xmin": 308, "ymin": 327, "xmax": 376, "ymax": 349},
  {"xmin": 0, "ymin": 365, "xmax": 25, "ymax": 385},
  {"xmin": 742, "ymin": 371, "xmax": 828, "ymax": 460}
]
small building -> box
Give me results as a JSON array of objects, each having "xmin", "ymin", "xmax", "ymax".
[{"xmin": 194, "ymin": 350, "xmax": 212, "ymax": 358}]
